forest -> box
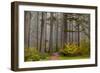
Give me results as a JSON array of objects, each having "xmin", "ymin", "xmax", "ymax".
[{"xmin": 24, "ymin": 11, "xmax": 90, "ymax": 61}]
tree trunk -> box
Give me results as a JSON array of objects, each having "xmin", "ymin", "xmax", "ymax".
[
  {"xmin": 64, "ymin": 14, "xmax": 68, "ymax": 44},
  {"xmin": 44, "ymin": 12, "xmax": 47, "ymax": 52},
  {"xmin": 24, "ymin": 12, "xmax": 31, "ymax": 49},
  {"xmin": 49, "ymin": 13, "xmax": 53, "ymax": 53},
  {"xmin": 37, "ymin": 12, "xmax": 39, "ymax": 51},
  {"xmin": 40, "ymin": 12, "xmax": 45, "ymax": 53},
  {"xmin": 56, "ymin": 13, "xmax": 58, "ymax": 51}
]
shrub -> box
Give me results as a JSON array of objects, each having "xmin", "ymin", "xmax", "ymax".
[
  {"xmin": 24, "ymin": 48, "xmax": 49, "ymax": 61},
  {"xmin": 60, "ymin": 43, "xmax": 80, "ymax": 56},
  {"xmin": 24, "ymin": 48, "xmax": 41, "ymax": 61},
  {"xmin": 40, "ymin": 53, "xmax": 49, "ymax": 60},
  {"xmin": 80, "ymin": 39, "xmax": 90, "ymax": 56}
]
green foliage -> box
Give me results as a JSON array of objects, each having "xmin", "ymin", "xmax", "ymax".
[
  {"xmin": 40, "ymin": 53, "xmax": 49, "ymax": 60},
  {"xmin": 59, "ymin": 39, "xmax": 90, "ymax": 57},
  {"xmin": 80, "ymin": 39, "xmax": 90, "ymax": 56},
  {"xmin": 24, "ymin": 48, "xmax": 41, "ymax": 61},
  {"xmin": 24, "ymin": 48, "xmax": 49, "ymax": 61},
  {"xmin": 60, "ymin": 43, "xmax": 80, "ymax": 56}
]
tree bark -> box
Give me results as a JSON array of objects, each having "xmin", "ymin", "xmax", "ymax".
[
  {"xmin": 24, "ymin": 12, "xmax": 31, "ymax": 49},
  {"xmin": 56, "ymin": 13, "xmax": 58, "ymax": 51},
  {"xmin": 49, "ymin": 13, "xmax": 53, "ymax": 53},
  {"xmin": 40, "ymin": 12, "xmax": 45, "ymax": 53},
  {"xmin": 64, "ymin": 13, "xmax": 68, "ymax": 44}
]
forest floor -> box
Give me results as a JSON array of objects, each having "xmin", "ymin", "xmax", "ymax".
[
  {"xmin": 46, "ymin": 53, "xmax": 89, "ymax": 60},
  {"xmin": 59, "ymin": 55, "xmax": 89, "ymax": 60},
  {"xmin": 48, "ymin": 56, "xmax": 89, "ymax": 60}
]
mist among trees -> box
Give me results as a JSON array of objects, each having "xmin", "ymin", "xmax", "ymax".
[{"xmin": 24, "ymin": 11, "xmax": 90, "ymax": 61}]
